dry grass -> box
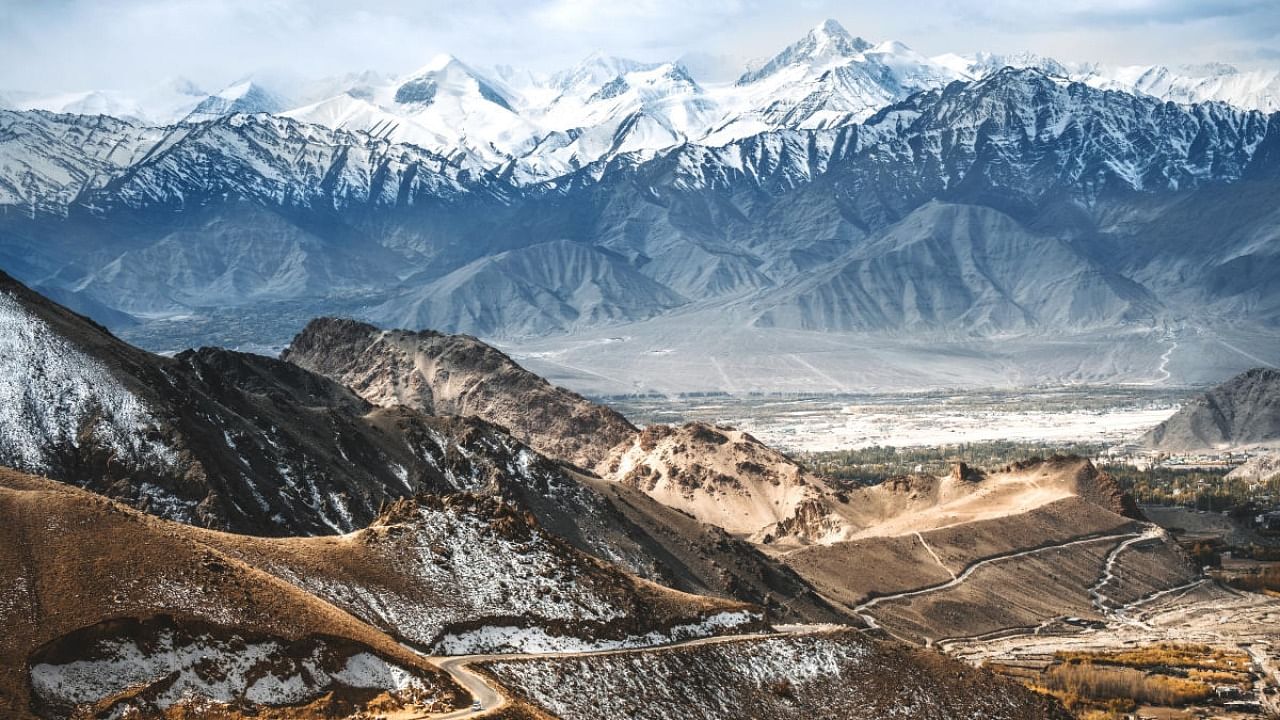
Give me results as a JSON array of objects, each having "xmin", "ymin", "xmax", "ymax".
[
  {"xmin": 1010, "ymin": 643, "xmax": 1257, "ymax": 717},
  {"xmin": 1055, "ymin": 643, "xmax": 1250, "ymax": 672},
  {"xmin": 0, "ymin": 469, "xmax": 465, "ymax": 720},
  {"xmin": 1041, "ymin": 664, "xmax": 1213, "ymax": 707}
]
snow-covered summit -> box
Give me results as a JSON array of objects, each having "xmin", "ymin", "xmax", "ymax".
[
  {"xmin": 945, "ymin": 52, "xmax": 1280, "ymax": 114},
  {"xmin": 5, "ymin": 18, "xmax": 1279, "ymax": 182},
  {"xmin": 184, "ymin": 79, "xmax": 284, "ymax": 122},
  {"xmin": 738, "ymin": 18, "xmax": 873, "ymax": 85}
]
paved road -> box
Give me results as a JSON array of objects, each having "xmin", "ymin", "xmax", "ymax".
[{"xmin": 425, "ymin": 655, "xmax": 507, "ymax": 718}]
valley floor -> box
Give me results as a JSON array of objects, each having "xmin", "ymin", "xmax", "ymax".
[
  {"xmin": 944, "ymin": 583, "xmax": 1280, "ymax": 717},
  {"xmin": 608, "ymin": 386, "xmax": 1185, "ymax": 453},
  {"xmin": 503, "ymin": 318, "xmax": 1280, "ymax": 397}
]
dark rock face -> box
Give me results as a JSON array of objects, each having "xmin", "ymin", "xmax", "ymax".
[
  {"xmin": 0, "ymin": 270, "xmax": 597, "ymax": 536},
  {"xmin": 0, "ymin": 274, "xmax": 848, "ymax": 623},
  {"xmin": 1143, "ymin": 368, "xmax": 1280, "ymax": 450},
  {"xmin": 282, "ymin": 317, "xmax": 638, "ymax": 469}
]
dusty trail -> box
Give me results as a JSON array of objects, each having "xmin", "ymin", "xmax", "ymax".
[
  {"xmin": 1212, "ymin": 334, "xmax": 1277, "ymax": 369},
  {"xmin": 1088, "ymin": 525, "xmax": 1165, "ymax": 620},
  {"xmin": 1155, "ymin": 337, "xmax": 1176, "ymax": 383},
  {"xmin": 414, "ymin": 625, "xmax": 839, "ymax": 717},
  {"xmin": 915, "ymin": 531, "xmax": 955, "ymax": 580},
  {"xmin": 854, "ymin": 530, "xmax": 1144, "ymax": 629},
  {"xmin": 424, "ymin": 656, "xmax": 507, "ymax": 718}
]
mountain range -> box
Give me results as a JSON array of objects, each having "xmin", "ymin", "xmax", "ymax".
[
  {"xmin": 2, "ymin": 19, "xmax": 1279, "ymax": 392},
  {"xmin": 1, "ymin": 271, "xmax": 1194, "ymax": 718}
]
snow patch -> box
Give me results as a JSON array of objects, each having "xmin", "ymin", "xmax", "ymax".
[
  {"xmin": 30, "ymin": 628, "xmax": 428, "ymax": 714},
  {"xmin": 433, "ymin": 611, "xmax": 761, "ymax": 655},
  {"xmin": 0, "ymin": 291, "xmax": 175, "ymax": 473}
]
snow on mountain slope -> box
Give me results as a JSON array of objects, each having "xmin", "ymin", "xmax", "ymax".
[
  {"xmin": 0, "ymin": 110, "xmax": 160, "ymax": 211},
  {"xmin": 952, "ymin": 51, "xmax": 1280, "ymax": 114},
  {"xmin": 9, "ymin": 18, "xmax": 1278, "ymax": 180},
  {"xmin": 2, "ymin": 31, "xmax": 1279, "ymax": 362},
  {"xmin": 0, "ymin": 289, "xmax": 173, "ymax": 473},
  {"xmin": 702, "ymin": 20, "xmax": 965, "ymax": 145},
  {"xmin": 183, "ymin": 79, "xmax": 284, "ymax": 122},
  {"xmin": 93, "ymin": 112, "xmax": 471, "ymax": 211},
  {"xmin": 0, "ymin": 468, "xmax": 462, "ymax": 720},
  {"xmin": 513, "ymin": 62, "xmax": 720, "ymax": 181},
  {"xmin": 213, "ymin": 492, "xmax": 757, "ymax": 653},
  {"xmin": 287, "ymin": 54, "xmax": 539, "ymax": 171},
  {"xmin": 283, "ymin": 20, "xmax": 969, "ymax": 178},
  {"xmin": 1116, "ymin": 64, "xmax": 1280, "ymax": 114},
  {"xmin": 7, "ymin": 89, "xmax": 150, "ymax": 121},
  {"xmin": 4, "ymin": 77, "xmax": 286, "ymax": 127},
  {"xmin": 0, "ymin": 270, "xmax": 620, "ymax": 536}
]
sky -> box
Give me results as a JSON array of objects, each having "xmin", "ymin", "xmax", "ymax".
[{"xmin": 0, "ymin": 0, "xmax": 1277, "ymax": 94}]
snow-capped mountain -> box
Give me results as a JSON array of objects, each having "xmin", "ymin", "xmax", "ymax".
[
  {"xmin": 1, "ymin": 19, "xmax": 1279, "ymax": 389},
  {"xmin": 12, "ymin": 18, "xmax": 1276, "ymax": 180},
  {"xmin": 0, "ymin": 77, "xmax": 210, "ymax": 125},
  {"xmin": 2, "ymin": 65, "xmax": 1276, "ymax": 343},
  {"xmin": 944, "ymin": 52, "xmax": 1280, "ymax": 114},
  {"xmin": 702, "ymin": 20, "xmax": 965, "ymax": 144},
  {"xmin": 287, "ymin": 54, "xmax": 539, "ymax": 171},
  {"xmin": 280, "ymin": 20, "xmax": 967, "ymax": 178},
  {"xmin": 184, "ymin": 79, "xmax": 285, "ymax": 122}
]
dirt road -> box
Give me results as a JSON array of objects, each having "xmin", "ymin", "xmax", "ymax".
[{"xmin": 415, "ymin": 624, "xmax": 842, "ymax": 717}]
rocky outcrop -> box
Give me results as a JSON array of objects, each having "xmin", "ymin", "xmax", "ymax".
[
  {"xmin": 0, "ymin": 270, "xmax": 625, "ymax": 536},
  {"xmin": 282, "ymin": 317, "xmax": 637, "ymax": 469},
  {"xmin": 597, "ymin": 422, "xmax": 851, "ymax": 545},
  {"xmin": 1142, "ymin": 368, "xmax": 1280, "ymax": 450}
]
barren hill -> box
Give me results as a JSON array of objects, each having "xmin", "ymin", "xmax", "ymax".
[
  {"xmin": 597, "ymin": 423, "xmax": 847, "ymax": 544},
  {"xmin": 483, "ymin": 629, "xmax": 1071, "ymax": 720},
  {"xmin": 0, "ymin": 468, "xmax": 460, "ymax": 720},
  {"xmin": 0, "ymin": 275, "xmax": 846, "ymax": 624},
  {"xmin": 770, "ymin": 458, "xmax": 1191, "ymax": 643},
  {"xmin": 282, "ymin": 317, "xmax": 637, "ymax": 468},
  {"xmin": 1142, "ymin": 367, "xmax": 1280, "ymax": 450},
  {"xmin": 597, "ymin": 425, "xmax": 1142, "ymax": 548},
  {"xmin": 0, "ymin": 467, "xmax": 756, "ymax": 719},
  {"xmin": 0, "ymin": 269, "xmax": 588, "ymax": 536}
]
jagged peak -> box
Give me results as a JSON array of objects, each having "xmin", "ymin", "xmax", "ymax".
[
  {"xmin": 552, "ymin": 52, "xmax": 659, "ymax": 93},
  {"xmin": 737, "ymin": 18, "xmax": 872, "ymax": 85},
  {"xmin": 811, "ymin": 18, "xmax": 870, "ymax": 53}
]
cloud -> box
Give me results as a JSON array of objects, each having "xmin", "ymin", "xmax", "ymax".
[{"xmin": 0, "ymin": 0, "xmax": 1275, "ymax": 95}]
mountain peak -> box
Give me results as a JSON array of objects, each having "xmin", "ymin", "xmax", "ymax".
[
  {"xmin": 393, "ymin": 54, "xmax": 517, "ymax": 111},
  {"xmin": 812, "ymin": 18, "xmax": 866, "ymax": 49},
  {"xmin": 552, "ymin": 52, "xmax": 656, "ymax": 93},
  {"xmin": 738, "ymin": 18, "xmax": 872, "ymax": 85},
  {"xmin": 418, "ymin": 53, "xmax": 460, "ymax": 75},
  {"xmin": 809, "ymin": 18, "xmax": 871, "ymax": 55}
]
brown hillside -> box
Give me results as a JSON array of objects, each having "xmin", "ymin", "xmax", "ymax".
[
  {"xmin": 0, "ymin": 468, "xmax": 461, "ymax": 720},
  {"xmin": 283, "ymin": 317, "xmax": 637, "ymax": 468}
]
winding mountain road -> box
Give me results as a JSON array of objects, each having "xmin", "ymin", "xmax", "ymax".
[
  {"xmin": 415, "ymin": 625, "xmax": 842, "ymax": 718},
  {"xmin": 417, "ymin": 526, "xmax": 1190, "ymax": 715},
  {"xmin": 854, "ymin": 529, "xmax": 1148, "ymax": 631}
]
